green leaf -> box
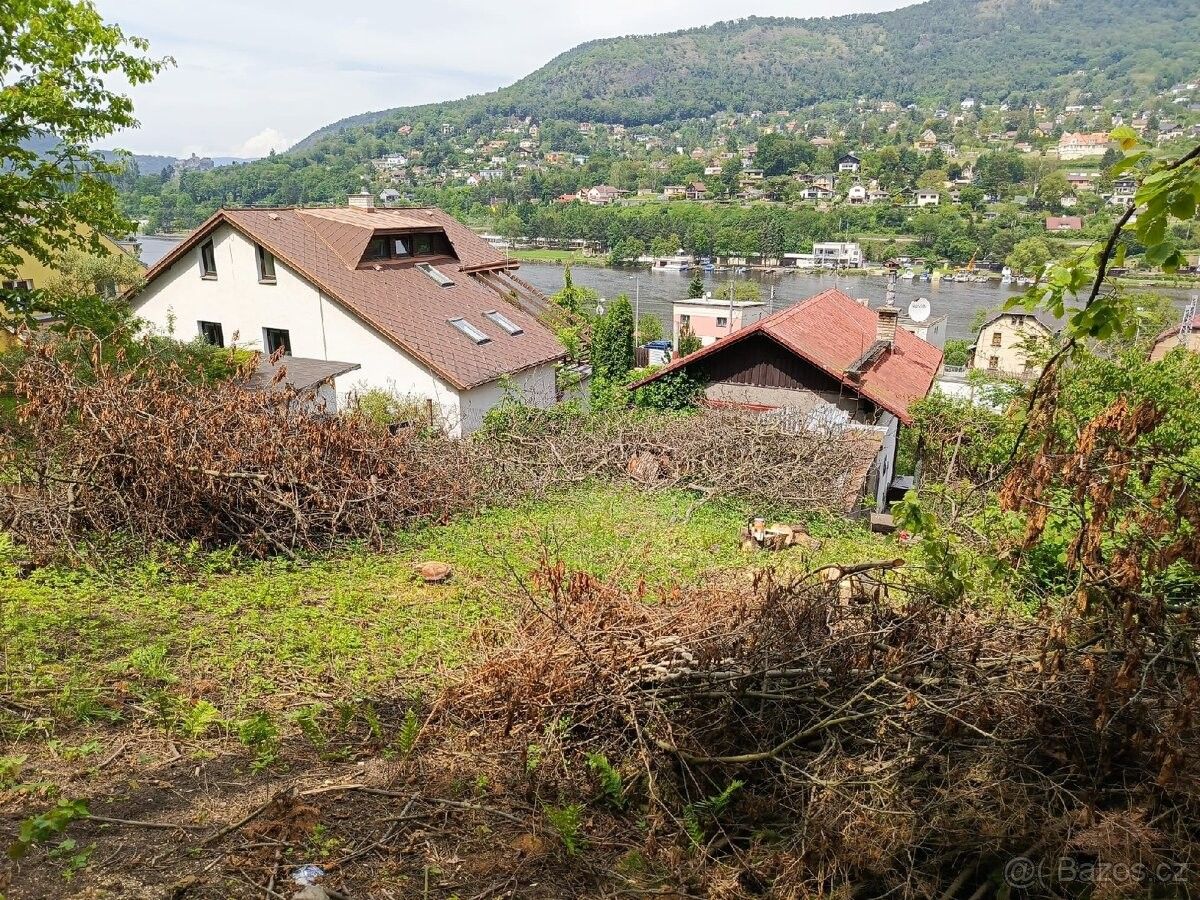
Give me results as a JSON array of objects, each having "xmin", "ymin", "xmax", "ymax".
[
  {"xmin": 1108, "ymin": 152, "xmax": 1146, "ymax": 176},
  {"xmin": 1109, "ymin": 125, "xmax": 1140, "ymax": 151}
]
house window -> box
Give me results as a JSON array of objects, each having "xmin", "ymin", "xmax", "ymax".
[
  {"xmin": 199, "ymin": 240, "xmax": 217, "ymax": 278},
  {"xmin": 412, "ymin": 232, "xmax": 452, "ymax": 257},
  {"xmin": 988, "ymin": 355, "xmax": 999, "ymax": 370},
  {"xmin": 256, "ymin": 245, "xmax": 277, "ymax": 282},
  {"xmin": 198, "ymin": 321, "xmax": 225, "ymax": 347},
  {"xmin": 365, "ymin": 236, "xmax": 389, "ymax": 260},
  {"xmin": 2, "ymin": 279, "xmax": 34, "ymax": 291},
  {"xmin": 392, "ymin": 236, "xmax": 411, "ymax": 257},
  {"xmin": 679, "ymin": 314, "xmax": 691, "ymax": 325},
  {"xmin": 263, "ymin": 327, "xmax": 291, "ymax": 356},
  {"xmin": 417, "ymin": 263, "xmax": 454, "ymax": 286},
  {"xmin": 449, "ymin": 317, "xmax": 490, "ymax": 344},
  {"xmin": 716, "ymin": 316, "xmax": 728, "ymax": 328},
  {"xmin": 991, "ymin": 332, "xmax": 1002, "ymax": 347},
  {"xmin": 484, "ymin": 309, "xmax": 523, "ymax": 335}
]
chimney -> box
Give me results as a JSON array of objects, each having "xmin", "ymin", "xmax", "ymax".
[
  {"xmin": 876, "ymin": 263, "xmax": 899, "ymax": 346},
  {"xmin": 877, "ymin": 303, "xmax": 899, "ymax": 346},
  {"xmin": 348, "ymin": 191, "xmax": 375, "ymax": 211}
]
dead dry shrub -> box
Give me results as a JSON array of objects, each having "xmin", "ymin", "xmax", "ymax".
[
  {"xmin": 434, "ymin": 561, "xmax": 1200, "ymax": 898},
  {"xmin": 0, "ymin": 342, "xmax": 880, "ymax": 560}
]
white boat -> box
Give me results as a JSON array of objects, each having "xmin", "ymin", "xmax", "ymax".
[
  {"xmin": 1000, "ymin": 267, "xmax": 1013, "ymax": 285},
  {"xmin": 650, "ymin": 252, "xmax": 693, "ymax": 272},
  {"xmin": 902, "ymin": 267, "xmax": 916, "ymax": 280}
]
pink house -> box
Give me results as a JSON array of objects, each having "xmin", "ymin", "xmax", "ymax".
[{"xmin": 673, "ymin": 297, "xmax": 768, "ymax": 347}]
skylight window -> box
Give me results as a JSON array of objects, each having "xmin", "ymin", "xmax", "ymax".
[
  {"xmin": 450, "ymin": 317, "xmax": 490, "ymax": 344},
  {"xmin": 418, "ymin": 263, "xmax": 454, "ymax": 287},
  {"xmin": 484, "ymin": 310, "xmax": 523, "ymax": 335}
]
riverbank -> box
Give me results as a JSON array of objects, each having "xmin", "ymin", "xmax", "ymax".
[{"xmin": 508, "ymin": 248, "xmax": 608, "ymax": 266}]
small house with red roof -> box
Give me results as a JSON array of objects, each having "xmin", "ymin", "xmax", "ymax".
[{"xmin": 632, "ymin": 288, "xmax": 943, "ymax": 511}]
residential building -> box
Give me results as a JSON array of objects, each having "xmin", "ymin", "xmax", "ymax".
[
  {"xmin": 633, "ymin": 288, "xmax": 943, "ymax": 512},
  {"xmin": 1066, "ymin": 172, "xmax": 1099, "ymax": 191},
  {"xmin": 1, "ymin": 225, "xmax": 141, "ymax": 349},
  {"xmin": 915, "ymin": 129, "xmax": 938, "ymax": 152},
  {"xmin": 662, "ymin": 185, "xmax": 686, "ymax": 200},
  {"xmin": 128, "ymin": 195, "xmax": 565, "ymax": 436},
  {"xmin": 812, "ymin": 242, "xmax": 864, "ymax": 269},
  {"xmin": 916, "ymin": 190, "xmax": 940, "ymax": 207},
  {"xmin": 584, "ymin": 185, "xmax": 623, "ymax": 205},
  {"xmin": 846, "ymin": 183, "xmax": 868, "ymax": 204},
  {"xmin": 685, "ymin": 181, "xmax": 708, "ymax": 200},
  {"xmin": 899, "ymin": 314, "xmax": 947, "ymax": 349},
  {"xmin": 1057, "ymin": 132, "xmax": 1112, "ymax": 160},
  {"xmin": 837, "ymin": 153, "xmax": 861, "ymax": 173},
  {"xmin": 970, "ymin": 311, "xmax": 1054, "ymax": 377},
  {"xmin": 1045, "ymin": 216, "xmax": 1083, "ymax": 232},
  {"xmin": 672, "ymin": 297, "xmax": 768, "ymax": 347}
]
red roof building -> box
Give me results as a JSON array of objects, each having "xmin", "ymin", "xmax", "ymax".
[
  {"xmin": 632, "ymin": 288, "xmax": 942, "ymax": 425},
  {"xmin": 1045, "ymin": 216, "xmax": 1083, "ymax": 231}
]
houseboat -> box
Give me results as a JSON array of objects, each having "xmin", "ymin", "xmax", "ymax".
[{"xmin": 651, "ymin": 252, "xmax": 693, "ymax": 273}]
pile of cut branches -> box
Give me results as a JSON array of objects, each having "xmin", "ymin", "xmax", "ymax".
[
  {"xmin": 0, "ymin": 343, "xmax": 878, "ymax": 559},
  {"xmin": 435, "ymin": 561, "xmax": 1200, "ymax": 898},
  {"xmin": 0, "ymin": 342, "xmax": 479, "ymax": 558}
]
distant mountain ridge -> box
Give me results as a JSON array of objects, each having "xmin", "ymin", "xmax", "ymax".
[
  {"xmin": 296, "ymin": 0, "xmax": 1199, "ymax": 149},
  {"xmin": 17, "ymin": 134, "xmax": 254, "ymax": 175}
]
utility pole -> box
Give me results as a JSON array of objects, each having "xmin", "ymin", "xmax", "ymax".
[{"xmin": 728, "ymin": 277, "xmax": 735, "ymax": 336}]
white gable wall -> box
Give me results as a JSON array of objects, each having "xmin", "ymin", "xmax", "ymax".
[
  {"xmin": 131, "ymin": 223, "xmax": 474, "ymax": 432},
  {"xmin": 458, "ymin": 362, "xmax": 558, "ymax": 434}
]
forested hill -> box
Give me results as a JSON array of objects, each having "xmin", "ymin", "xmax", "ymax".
[{"xmin": 297, "ymin": 0, "xmax": 1198, "ymax": 147}]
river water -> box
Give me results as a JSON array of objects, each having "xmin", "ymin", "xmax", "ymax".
[{"xmin": 136, "ymin": 236, "xmax": 1196, "ymax": 343}]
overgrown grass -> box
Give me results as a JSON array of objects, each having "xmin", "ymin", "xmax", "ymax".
[{"xmin": 0, "ymin": 483, "xmax": 895, "ymax": 740}]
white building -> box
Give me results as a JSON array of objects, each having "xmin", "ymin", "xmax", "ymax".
[
  {"xmin": 129, "ymin": 195, "xmax": 565, "ymax": 435},
  {"xmin": 916, "ymin": 190, "xmax": 941, "ymax": 207},
  {"xmin": 812, "ymin": 242, "xmax": 864, "ymax": 269}
]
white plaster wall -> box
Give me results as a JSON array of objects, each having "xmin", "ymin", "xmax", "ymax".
[
  {"xmin": 457, "ymin": 362, "xmax": 558, "ymax": 434},
  {"xmin": 131, "ymin": 223, "xmax": 464, "ymax": 430}
]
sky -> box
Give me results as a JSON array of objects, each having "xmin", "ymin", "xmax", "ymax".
[{"xmin": 95, "ymin": 0, "xmax": 916, "ymax": 159}]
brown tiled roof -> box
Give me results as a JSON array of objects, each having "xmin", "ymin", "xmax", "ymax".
[
  {"xmin": 633, "ymin": 288, "xmax": 942, "ymax": 424},
  {"xmin": 136, "ymin": 206, "xmax": 565, "ymax": 391}
]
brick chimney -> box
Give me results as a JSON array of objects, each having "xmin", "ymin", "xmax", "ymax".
[
  {"xmin": 877, "ymin": 263, "xmax": 899, "ymax": 346},
  {"xmin": 876, "ymin": 303, "xmax": 899, "ymax": 346},
  {"xmin": 348, "ymin": 191, "xmax": 376, "ymax": 211}
]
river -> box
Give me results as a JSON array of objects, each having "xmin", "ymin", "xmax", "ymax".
[{"xmin": 135, "ymin": 236, "xmax": 1196, "ymax": 343}]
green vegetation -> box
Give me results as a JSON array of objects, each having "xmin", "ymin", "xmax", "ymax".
[
  {"xmin": 299, "ymin": 0, "xmax": 1197, "ymax": 141},
  {"xmin": 1, "ymin": 0, "xmax": 167, "ymax": 326},
  {"xmin": 0, "ymin": 483, "xmax": 890, "ymax": 739}
]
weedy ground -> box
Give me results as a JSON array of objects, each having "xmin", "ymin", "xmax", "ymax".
[{"xmin": 0, "ymin": 483, "xmax": 894, "ymax": 898}]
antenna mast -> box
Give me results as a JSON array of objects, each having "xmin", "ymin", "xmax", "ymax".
[{"xmin": 1181, "ymin": 297, "xmax": 1197, "ymax": 346}]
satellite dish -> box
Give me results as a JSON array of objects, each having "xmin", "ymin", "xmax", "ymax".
[{"xmin": 907, "ymin": 297, "xmax": 931, "ymax": 323}]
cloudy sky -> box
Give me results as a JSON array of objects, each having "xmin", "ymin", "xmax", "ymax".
[{"xmin": 95, "ymin": 0, "xmax": 914, "ymax": 159}]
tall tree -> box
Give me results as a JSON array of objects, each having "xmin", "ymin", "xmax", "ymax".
[
  {"xmin": 0, "ymin": 0, "xmax": 169, "ymax": 323},
  {"xmin": 591, "ymin": 295, "xmax": 635, "ymax": 382}
]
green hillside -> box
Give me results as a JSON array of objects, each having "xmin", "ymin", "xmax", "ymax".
[{"xmin": 298, "ymin": 0, "xmax": 1198, "ymax": 147}]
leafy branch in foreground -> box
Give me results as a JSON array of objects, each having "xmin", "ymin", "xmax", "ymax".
[
  {"xmin": 1003, "ymin": 136, "xmax": 1200, "ymax": 462},
  {"xmin": 0, "ymin": 0, "xmax": 171, "ymax": 326}
]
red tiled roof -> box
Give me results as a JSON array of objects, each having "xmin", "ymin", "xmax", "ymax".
[
  {"xmin": 135, "ymin": 207, "xmax": 565, "ymax": 391},
  {"xmin": 633, "ymin": 288, "xmax": 942, "ymax": 424}
]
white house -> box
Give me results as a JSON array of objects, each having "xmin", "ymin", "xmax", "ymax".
[
  {"xmin": 129, "ymin": 195, "xmax": 565, "ymax": 436},
  {"xmin": 846, "ymin": 183, "xmax": 868, "ymax": 204},
  {"xmin": 812, "ymin": 242, "xmax": 864, "ymax": 269},
  {"xmin": 916, "ymin": 190, "xmax": 941, "ymax": 207},
  {"xmin": 837, "ymin": 153, "xmax": 861, "ymax": 173}
]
